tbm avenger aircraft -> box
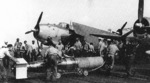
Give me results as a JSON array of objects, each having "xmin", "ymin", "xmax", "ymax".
[
  {"xmin": 24, "ymin": 11, "xmax": 133, "ymax": 79},
  {"xmin": 25, "ymin": 12, "xmax": 130, "ymax": 49},
  {"xmin": 24, "ymin": 0, "xmax": 150, "ymax": 78}
]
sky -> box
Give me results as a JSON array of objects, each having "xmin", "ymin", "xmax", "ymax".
[{"xmin": 0, "ymin": 0, "xmax": 150, "ymax": 46}]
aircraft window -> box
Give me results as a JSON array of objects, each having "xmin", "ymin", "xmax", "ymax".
[{"xmin": 66, "ymin": 24, "xmax": 70, "ymax": 29}]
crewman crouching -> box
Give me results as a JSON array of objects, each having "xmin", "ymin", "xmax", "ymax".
[{"xmin": 44, "ymin": 44, "xmax": 62, "ymax": 81}]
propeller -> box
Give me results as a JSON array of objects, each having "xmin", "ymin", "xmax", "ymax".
[
  {"xmin": 121, "ymin": 30, "xmax": 133, "ymax": 38},
  {"xmin": 134, "ymin": 0, "xmax": 150, "ymax": 37},
  {"xmin": 25, "ymin": 12, "xmax": 43, "ymax": 34},
  {"xmin": 25, "ymin": 12, "xmax": 43, "ymax": 57},
  {"xmin": 117, "ymin": 22, "xmax": 127, "ymax": 35}
]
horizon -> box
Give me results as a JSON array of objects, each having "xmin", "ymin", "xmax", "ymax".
[{"xmin": 0, "ymin": 0, "xmax": 150, "ymax": 46}]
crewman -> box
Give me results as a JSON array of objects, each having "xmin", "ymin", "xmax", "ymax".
[
  {"xmin": 98, "ymin": 38, "xmax": 102, "ymax": 54},
  {"xmin": 19, "ymin": 42, "xmax": 24, "ymax": 58},
  {"xmin": 82, "ymin": 41, "xmax": 90, "ymax": 57},
  {"xmin": 31, "ymin": 40, "xmax": 37, "ymax": 61},
  {"xmin": 14, "ymin": 38, "xmax": 20, "ymax": 58},
  {"xmin": 74, "ymin": 38, "xmax": 82, "ymax": 57},
  {"xmin": 2, "ymin": 42, "xmax": 9, "ymax": 69},
  {"xmin": 98, "ymin": 38, "xmax": 107, "ymax": 57},
  {"xmin": 89, "ymin": 43, "xmax": 95, "ymax": 56},
  {"xmin": 44, "ymin": 37, "xmax": 62, "ymax": 81},
  {"xmin": 24, "ymin": 40, "xmax": 33, "ymax": 63},
  {"xmin": 0, "ymin": 44, "xmax": 18, "ymax": 83},
  {"xmin": 124, "ymin": 40, "xmax": 137, "ymax": 77},
  {"xmin": 56, "ymin": 40, "xmax": 64, "ymax": 52},
  {"xmin": 106, "ymin": 40, "xmax": 119, "ymax": 75}
]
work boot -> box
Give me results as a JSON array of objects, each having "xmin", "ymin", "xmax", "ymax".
[
  {"xmin": 46, "ymin": 69, "xmax": 52, "ymax": 81},
  {"xmin": 51, "ymin": 75, "xmax": 57, "ymax": 82}
]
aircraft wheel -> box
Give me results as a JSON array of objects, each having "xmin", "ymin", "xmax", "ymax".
[{"xmin": 83, "ymin": 70, "xmax": 88, "ymax": 76}]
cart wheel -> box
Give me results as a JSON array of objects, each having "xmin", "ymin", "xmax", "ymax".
[
  {"xmin": 56, "ymin": 73, "xmax": 61, "ymax": 79},
  {"xmin": 77, "ymin": 69, "xmax": 83, "ymax": 76},
  {"xmin": 130, "ymin": 69, "xmax": 136, "ymax": 76},
  {"xmin": 83, "ymin": 70, "xmax": 88, "ymax": 76}
]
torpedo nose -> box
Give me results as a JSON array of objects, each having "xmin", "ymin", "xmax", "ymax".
[{"xmin": 145, "ymin": 50, "xmax": 150, "ymax": 55}]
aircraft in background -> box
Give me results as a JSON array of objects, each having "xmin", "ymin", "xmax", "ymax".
[
  {"xmin": 90, "ymin": 0, "xmax": 150, "ymax": 55},
  {"xmin": 91, "ymin": 0, "xmax": 150, "ymax": 40}
]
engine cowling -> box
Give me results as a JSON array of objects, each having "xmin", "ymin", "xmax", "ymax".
[{"xmin": 133, "ymin": 17, "xmax": 150, "ymax": 39}]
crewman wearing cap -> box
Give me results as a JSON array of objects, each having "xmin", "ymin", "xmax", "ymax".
[{"xmin": 98, "ymin": 38, "xmax": 107, "ymax": 57}]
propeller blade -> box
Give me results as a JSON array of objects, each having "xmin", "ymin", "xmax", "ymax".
[
  {"xmin": 37, "ymin": 12, "xmax": 43, "ymax": 25},
  {"xmin": 117, "ymin": 22, "xmax": 127, "ymax": 35},
  {"xmin": 25, "ymin": 30, "xmax": 35, "ymax": 34},
  {"xmin": 138, "ymin": 0, "xmax": 144, "ymax": 23},
  {"xmin": 116, "ymin": 22, "xmax": 127, "ymax": 35},
  {"xmin": 121, "ymin": 22, "xmax": 127, "ymax": 30},
  {"xmin": 35, "ymin": 12, "xmax": 43, "ymax": 29},
  {"xmin": 122, "ymin": 30, "xmax": 133, "ymax": 38}
]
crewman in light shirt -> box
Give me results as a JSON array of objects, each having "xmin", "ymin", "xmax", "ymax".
[
  {"xmin": 0, "ymin": 44, "xmax": 18, "ymax": 83},
  {"xmin": 74, "ymin": 38, "xmax": 82, "ymax": 57},
  {"xmin": 24, "ymin": 40, "xmax": 33, "ymax": 63},
  {"xmin": 56, "ymin": 40, "xmax": 64, "ymax": 51},
  {"xmin": 44, "ymin": 45, "xmax": 62, "ymax": 81},
  {"xmin": 31, "ymin": 40, "xmax": 37, "ymax": 61},
  {"xmin": 107, "ymin": 40, "xmax": 119, "ymax": 75}
]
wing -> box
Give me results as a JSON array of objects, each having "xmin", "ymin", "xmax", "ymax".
[
  {"xmin": 72, "ymin": 22, "xmax": 120, "ymax": 39},
  {"xmin": 90, "ymin": 34, "xmax": 121, "ymax": 39}
]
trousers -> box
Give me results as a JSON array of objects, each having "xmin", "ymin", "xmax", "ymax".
[{"xmin": 0, "ymin": 59, "xmax": 7, "ymax": 82}]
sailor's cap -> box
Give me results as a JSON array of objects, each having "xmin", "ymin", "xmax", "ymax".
[{"xmin": 98, "ymin": 37, "xmax": 103, "ymax": 40}]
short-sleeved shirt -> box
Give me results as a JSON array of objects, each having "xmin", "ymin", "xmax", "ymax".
[
  {"xmin": 0, "ymin": 48, "xmax": 11, "ymax": 59},
  {"xmin": 89, "ymin": 45, "xmax": 95, "ymax": 52},
  {"xmin": 25, "ymin": 44, "xmax": 33, "ymax": 53},
  {"xmin": 108, "ymin": 44, "xmax": 119, "ymax": 56},
  {"xmin": 83, "ymin": 43, "xmax": 89, "ymax": 51},
  {"xmin": 98, "ymin": 41, "xmax": 103, "ymax": 50},
  {"xmin": 100, "ymin": 42, "xmax": 107, "ymax": 52},
  {"xmin": 74, "ymin": 41, "xmax": 82, "ymax": 50},
  {"xmin": 32, "ymin": 44, "xmax": 37, "ymax": 50},
  {"xmin": 45, "ymin": 46, "xmax": 61, "ymax": 57},
  {"xmin": 14, "ymin": 42, "xmax": 20, "ymax": 51}
]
